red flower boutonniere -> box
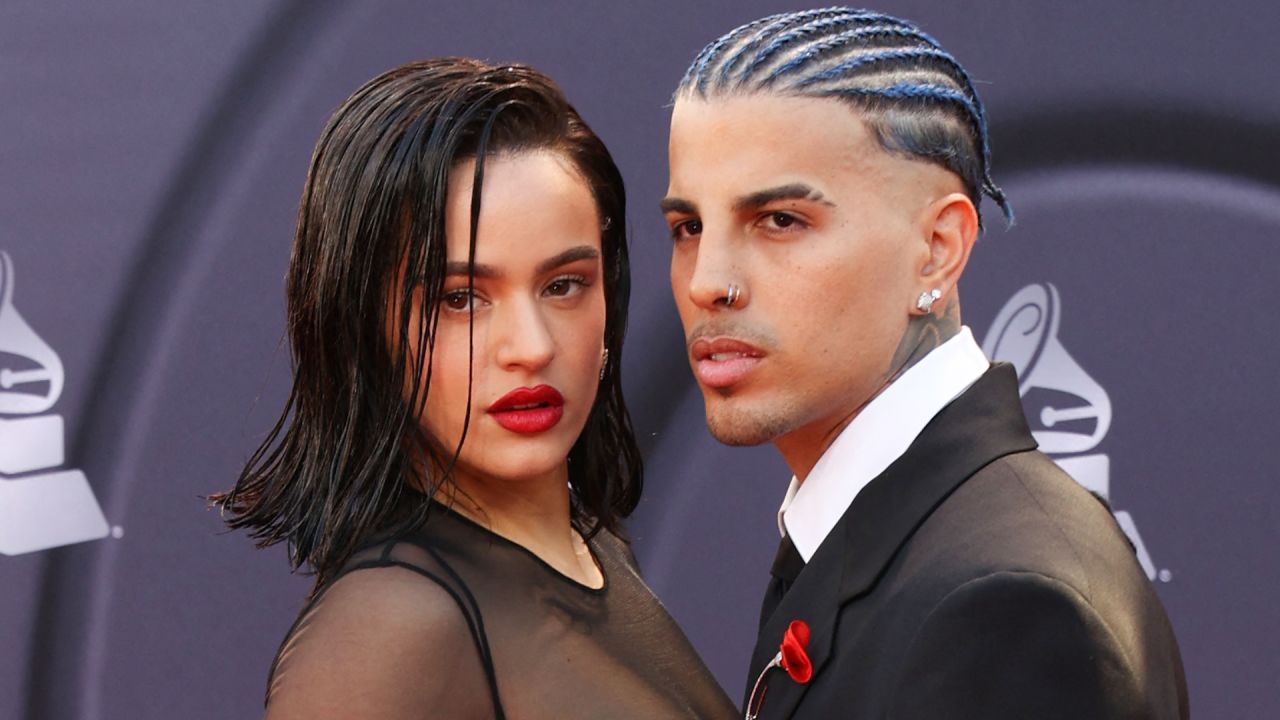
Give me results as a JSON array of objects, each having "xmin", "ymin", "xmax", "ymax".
[
  {"xmin": 778, "ymin": 619, "xmax": 813, "ymax": 684},
  {"xmin": 745, "ymin": 620, "xmax": 813, "ymax": 719}
]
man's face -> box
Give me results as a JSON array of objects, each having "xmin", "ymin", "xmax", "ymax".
[{"xmin": 664, "ymin": 94, "xmax": 953, "ymax": 464}]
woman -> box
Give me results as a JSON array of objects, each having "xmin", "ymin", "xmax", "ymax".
[{"xmin": 214, "ymin": 58, "xmax": 737, "ymax": 719}]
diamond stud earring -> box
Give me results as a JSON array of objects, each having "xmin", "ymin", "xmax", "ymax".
[{"xmin": 916, "ymin": 288, "xmax": 942, "ymax": 313}]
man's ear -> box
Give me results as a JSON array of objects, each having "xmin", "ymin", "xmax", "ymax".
[{"xmin": 917, "ymin": 192, "xmax": 978, "ymax": 298}]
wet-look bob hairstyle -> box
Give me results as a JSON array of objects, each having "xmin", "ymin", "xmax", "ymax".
[{"xmin": 214, "ymin": 57, "xmax": 642, "ymax": 586}]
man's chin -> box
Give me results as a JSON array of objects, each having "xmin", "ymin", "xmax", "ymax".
[{"xmin": 704, "ymin": 404, "xmax": 793, "ymax": 447}]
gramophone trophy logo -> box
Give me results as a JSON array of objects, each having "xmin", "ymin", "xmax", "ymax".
[
  {"xmin": 0, "ymin": 250, "xmax": 110, "ymax": 555},
  {"xmin": 983, "ymin": 283, "xmax": 1163, "ymax": 581}
]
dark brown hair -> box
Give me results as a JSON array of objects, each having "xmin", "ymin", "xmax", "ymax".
[{"xmin": 213, "ymin": 58, "xmax": 641, "ymax": 586}]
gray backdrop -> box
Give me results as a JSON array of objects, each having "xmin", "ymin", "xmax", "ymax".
[{"xmin": 2, "ymin": 1, "xmax": 1277, "ymax": 718}]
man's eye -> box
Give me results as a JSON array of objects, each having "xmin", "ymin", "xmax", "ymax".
[
  {"xmin": 763, "ymin": 211, "xmax": 808, "ymax": 231},
  {"xmin": 671, "ymin": 219, "xmax": 702, "ymax": 241}
]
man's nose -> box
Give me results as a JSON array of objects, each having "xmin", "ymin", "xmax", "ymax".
[{"xmin": 685, "ymin": 233, "xmax": 744, "ymax": 311}]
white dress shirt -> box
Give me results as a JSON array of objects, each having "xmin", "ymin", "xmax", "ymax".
[{"xmin": 778, "ymin": 327, "xmax": 991, "ymax": 561}]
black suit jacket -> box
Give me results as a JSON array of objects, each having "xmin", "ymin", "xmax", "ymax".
[{"xmin": 745, "ymin": 364, "xmax": 1188, "ymax": 719}]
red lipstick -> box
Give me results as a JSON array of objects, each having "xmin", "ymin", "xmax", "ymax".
[
  {"xmin": 486, "ymin": 384, "xmax": 565, "ymax": 434},
  {"xmin": 690, "ymin": 337, "xmax": 765, "ymax": 389}
]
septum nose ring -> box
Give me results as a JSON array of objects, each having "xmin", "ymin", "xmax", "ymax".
[{"xmin": 724, "ymin": 283, "xmax": 741, "ymax": 307}]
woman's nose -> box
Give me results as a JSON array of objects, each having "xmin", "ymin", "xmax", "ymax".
[{"xmin": 491, "ymin": 296, "xmax": 555, "ymax": 372}]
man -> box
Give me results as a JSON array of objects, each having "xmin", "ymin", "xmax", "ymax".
[{"xmin": 662, "ymin": 8, "xmax": 1188, "ymax": 719}]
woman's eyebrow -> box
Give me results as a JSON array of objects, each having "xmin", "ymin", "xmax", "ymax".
[
  {"xmin": 536, "ymin": 245, "xmax": 599, "ymax": 274},
  {"xmin": 443, "ymin": 246, "xmax": 599, "ymax": 279},
  {"xmin": 445, "ymin": 261, "xmax": 499, "ymax": 278}
]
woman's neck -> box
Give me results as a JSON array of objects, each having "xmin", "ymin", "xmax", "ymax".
[{"xmin": 435, "ymin": 465, "xmax": 603, "ymax": 589}]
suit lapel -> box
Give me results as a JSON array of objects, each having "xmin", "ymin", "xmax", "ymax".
[
  {"xmin": 745, "ymin": 528, "xmax": 842, "ymax": 715},
  {"xmin": 745, "ymin": 364, "xmax": 1037, "ymax": 718}
]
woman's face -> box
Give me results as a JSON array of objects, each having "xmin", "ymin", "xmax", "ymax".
[{"xmin": 406, "ymin": 150, "xmax": 607, "ymax": 491}]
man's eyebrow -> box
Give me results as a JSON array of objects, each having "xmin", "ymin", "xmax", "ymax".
[
  {"xmin": 734, "ymin": 183, "xmax": 833, "ymax": 212},
  {"xmin": 659, "ymin": 196, "xmax": 697, "ymax": 215},
  {"xmin": 536, "ymin": 245, "xmax": 599, "ymax": 274}
]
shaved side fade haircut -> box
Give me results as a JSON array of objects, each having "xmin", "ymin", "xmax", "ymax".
[{"xmin": 677, "ymin": 7, "xmax": 1012, "ymax": 227}]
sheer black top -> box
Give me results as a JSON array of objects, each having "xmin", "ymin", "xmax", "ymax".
[{"xmin": 265, "ymin": 504, "xmax": 738, "ymax": 719}]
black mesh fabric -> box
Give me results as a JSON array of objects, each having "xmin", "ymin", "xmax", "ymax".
[{"xmin": 264, "ymin": 504, "xmax": 739, "ymax": 719}]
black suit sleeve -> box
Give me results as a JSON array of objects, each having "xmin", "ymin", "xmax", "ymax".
[{"xmin": 888, "ymin": 571, "xmax": 1154, "ymax": 720}]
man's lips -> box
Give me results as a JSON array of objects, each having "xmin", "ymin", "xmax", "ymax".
[
  {"xmin": 689, "ymin": 337, "xmax": 765, "ymax": 389},
  {"xmin": 487, "ymin": 385, "xmax": 565, "ymax": 434}
]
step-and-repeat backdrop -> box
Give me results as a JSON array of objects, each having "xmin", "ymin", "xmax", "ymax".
[{"xmin": 3, "ymin": 1, "xmax": 1276, "ymax": 717}]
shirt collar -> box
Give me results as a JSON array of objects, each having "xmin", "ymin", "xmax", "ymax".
[{"xmin": 777, "ymin": 327, "xmax": 990, "ymax": 561}]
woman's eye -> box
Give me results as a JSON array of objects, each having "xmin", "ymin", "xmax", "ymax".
[
  {"xmin": 442, "ymin": 290, "xmax": 475, "ymax": 311},
  {"xmin": 545, "ymin": 275, "xmax": 588, "ymax": 298}
]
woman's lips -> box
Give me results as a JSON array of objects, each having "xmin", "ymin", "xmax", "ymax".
[
  {"xmin": 689, "ymin": 338, "xmax": 764, "ymax": 389},
  {"xmin": 487, "ymin": 384, "xmax": 565, "ymax": 434}
]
